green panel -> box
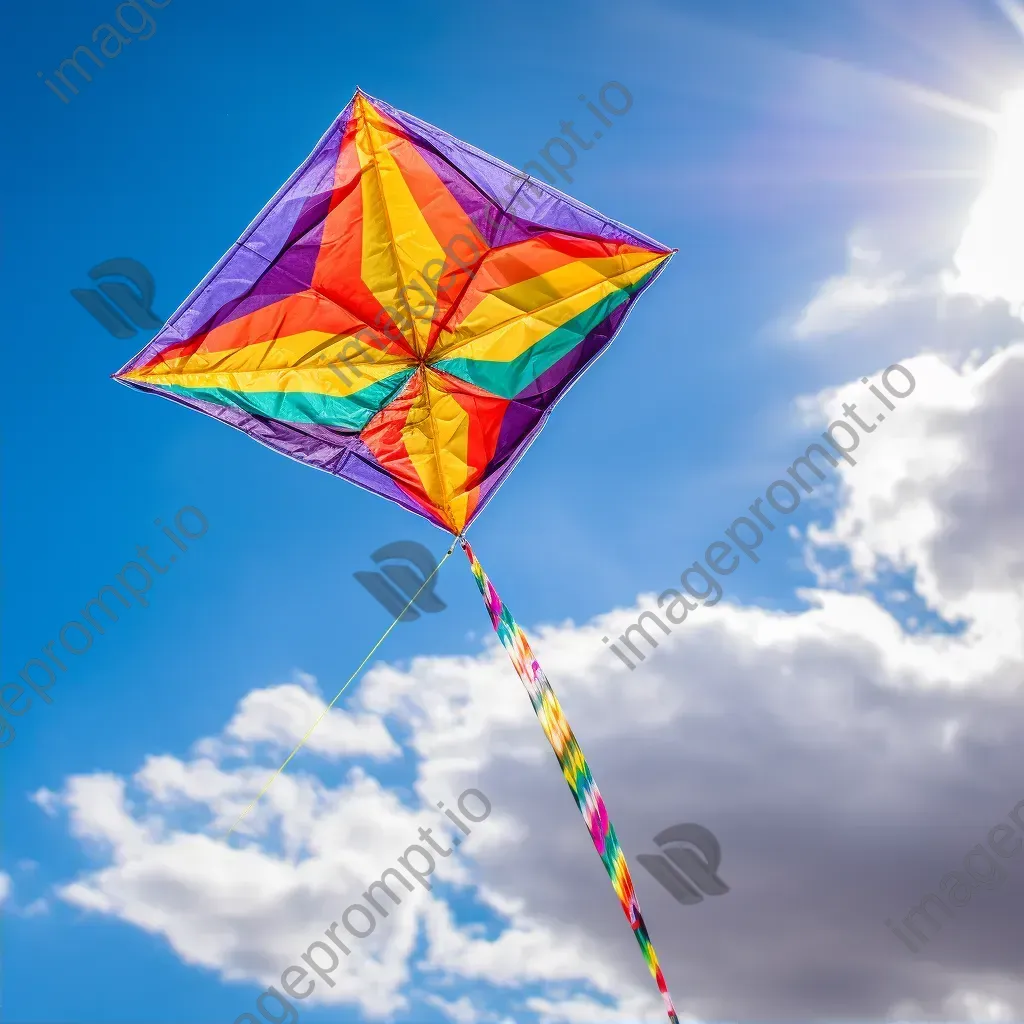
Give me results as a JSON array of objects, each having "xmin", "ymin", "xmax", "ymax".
[
  {"xmin": 158, "ymin": 368, "xmax": 416, "ymax": 431},
  {"xmin": 432, "ymin": 272, "xmax": 655, "ymax": 399}
]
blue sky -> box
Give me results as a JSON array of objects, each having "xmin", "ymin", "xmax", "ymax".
[{"xmin": 3, "ymin": 1, "xmax": 1024, "ymax": 1022}]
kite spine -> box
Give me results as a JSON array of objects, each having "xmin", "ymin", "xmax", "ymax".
[{"xmin": 461, "ymin": 539, "xmax": 680, "ymax": 1024}]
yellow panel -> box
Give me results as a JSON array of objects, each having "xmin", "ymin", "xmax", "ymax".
[
  {"xmin": 124, "ymin": 330, "xmax": 415, "ymax": 397},
  {"xmin": 401, "ymin": 374, "xmax": 472, "ymax": 533},
  {"xmin": 435, "ymin": 254, "xmax": 668, "ymax": 365},
  {"xmin": 354, "ymin": 95, "xmax": 449, "ymax": 357}
]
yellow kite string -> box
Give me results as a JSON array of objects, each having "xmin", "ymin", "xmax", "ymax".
[{"xmin": 224, "ymin": 538, "xmax": 458, "ymax": 839}]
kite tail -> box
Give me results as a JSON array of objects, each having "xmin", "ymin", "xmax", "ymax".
[{"xmin": 461, "ymin": 539, "xmax": 680, "ymax": 1024}]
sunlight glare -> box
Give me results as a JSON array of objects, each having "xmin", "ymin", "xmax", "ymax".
[
  {"xmin": 996, "ymin": 0, "xmax": 1024, "ymax": 41},
  {"xmin": 948, "ymin": 89, "xmax": 1024, "ymax": 316}
]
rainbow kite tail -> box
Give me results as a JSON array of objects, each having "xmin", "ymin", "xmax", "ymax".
[{"xmin": 462, "ymin": 539, "xmax": 680, "ymax": 1024}]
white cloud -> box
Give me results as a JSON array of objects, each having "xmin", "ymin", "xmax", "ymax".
[
  {"xmin": 52, "ymin": 768, "xmax": 434, "ymax": 1017},
  {"xmin": 792, "ymin": 236, "xmax": 927, "ymax": 339},
  {"xmin": 425, "ymin": 993, "xmax": 483, "ymax": 1024},
  {"xmin": 196, "ymin": 675, "xmax": 401, "ymax": 763},
  {"xmin": 0, "ymin": 872, "xmax": 50, "ymax": 919},
  {"xmin": 944, "ymin": 990, "xmax": 1019, "ymax": 1022},
  {"xmin": 525, "ymin": 994, "xmax": 675, "ymax": 1024},
  {"xmin": 21, "ymin": 898, "xmax": 50, "ymax": 918},
  {"xmin": 889, "ymin": 985, "xmax": 1024, "ymax": 1022},
  {"xmin": 807, "ymin": 345, "xmax": 1024, "ymax": 673},
  {"xmin": 30, "ymin": 787, "xmax": 60, "ymax": 817}
]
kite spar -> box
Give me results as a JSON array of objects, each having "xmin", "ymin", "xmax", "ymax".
[{"xmin": 115, "ymin": 91, "xmax": 678, "ymax": 1021}]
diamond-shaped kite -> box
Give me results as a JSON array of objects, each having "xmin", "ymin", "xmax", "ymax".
[{"xmin": 116, "ymin": 91, "xmax": 678, "ymax": 1019}]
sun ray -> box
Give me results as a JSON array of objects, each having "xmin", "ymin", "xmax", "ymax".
[
  {"xmin": 995, "ymin": 0, "xmax": 1024, "ymax": 41},
  {"xmin": 777, "ymin": 47, "xmax": 1003, "ymax": 129},
  {"xmin": 890, "ymin": 77, "xmax": 1002, "ymax": 129}
]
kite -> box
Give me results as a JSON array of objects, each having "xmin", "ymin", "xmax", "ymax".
[{"xmin": 115, "ymin": 90, "xmax": 678, "ymax": 1020}]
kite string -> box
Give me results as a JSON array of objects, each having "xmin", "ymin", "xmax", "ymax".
[{"xmin": 224, "ymin": 538, "xmax": 458, "ymax": 839}]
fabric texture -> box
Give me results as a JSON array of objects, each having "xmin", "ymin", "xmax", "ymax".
[
  {"xmin": 462, "ymin": 538, "xmax": 680, "ymax": 1023},
  {"xmin": 115, "ymin": 90, "xmax": 673, "ymax": 534}
]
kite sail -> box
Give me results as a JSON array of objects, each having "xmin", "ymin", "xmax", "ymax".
[{"xmin": 115, "ymin": 90, "xmax": 678, "ymax": 1019}]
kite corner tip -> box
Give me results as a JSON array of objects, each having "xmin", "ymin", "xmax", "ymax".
[{"xmin": 352, "ymin": 85, "xmax": 377, "ymax": 108}]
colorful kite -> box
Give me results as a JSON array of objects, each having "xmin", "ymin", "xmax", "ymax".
[{"xmin": 115, "ymin": 91, "xmax": 678, "ymax": 1020}]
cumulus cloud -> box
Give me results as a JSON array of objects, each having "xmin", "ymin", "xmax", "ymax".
[
  {"xmin": 808, "ymin": 344, "xmax": 1024, "ymax": 670},
  {"xmin": 194, "ymin": 671, "xmax": 401, "ymax": 764},
  {"xmin": 0, "ymin": 871, "xmax": 10, "ymax": 905},
  {"xmin": 26, "ymin": 345, "xmax": 1024, "ymax": 1021}
]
